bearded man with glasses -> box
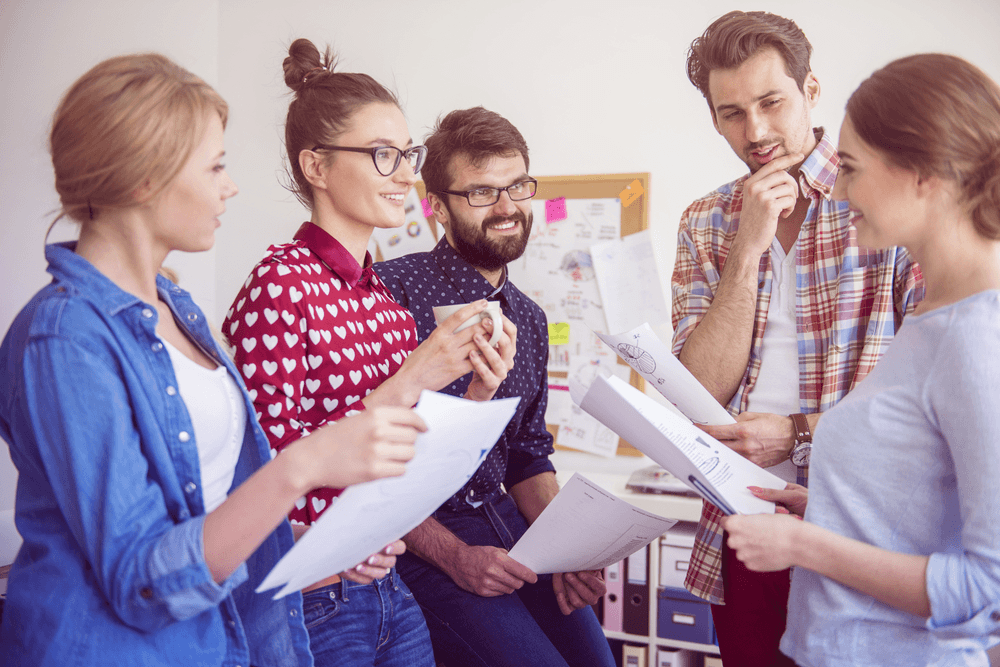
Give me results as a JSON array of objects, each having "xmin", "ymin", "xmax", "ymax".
[{"xmin": 375, "ymin": 107, "xmax": 615, "ymax": 667}]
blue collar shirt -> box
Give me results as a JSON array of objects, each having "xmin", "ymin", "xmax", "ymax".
[{"xmin": 0, "ymin": 243, "xmax": 312, "ymax": 667}]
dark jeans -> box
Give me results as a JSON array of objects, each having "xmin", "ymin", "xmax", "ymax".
[
  {"xmin": 302, "ymin": 568, "xmax": 434, "ymax": 667},
  {"xmin": 711, "ymin": 535, "xmax": 797, "ymax": 667},
  {"xmin": 396, "ymin": 492, "xmax": 615, "ymax": 667}
]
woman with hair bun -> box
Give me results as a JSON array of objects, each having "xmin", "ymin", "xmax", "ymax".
[
  {"xmin": 722, "ymin": 53, "xmax": 1000, "ymax": 666},
  {"xmin": 224, "ymin": 39, "xmax": 515, "ymax": 667},
  {"xmin": 0, "ymin": 53, "xmax": 426, "ymax": 666}
]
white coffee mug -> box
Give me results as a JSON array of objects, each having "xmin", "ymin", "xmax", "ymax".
[{"xmin": 432, "ymin": 301, "xmax": 503, "ymax": 346}]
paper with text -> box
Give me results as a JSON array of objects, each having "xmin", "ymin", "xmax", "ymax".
[
  {"xmin": 258, "ymin": 391, "xmax": 520, "ymax": 597},
  {"xmin": 507, "ymin": 473, "xmax": 677, "ymax": 574},
  {"xmin": 591, "ymin": 231, "xmax": 670, "ymax": 334},
  {"xmin": 595, "ymin": 323, "xmax": 735, "ymax": 426},
  {"xmin": 571, "ymin": 375, "xmax": 782, "ymax": 515}
]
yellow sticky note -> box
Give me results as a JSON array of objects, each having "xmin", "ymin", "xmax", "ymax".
[
  {"xmin": 548, "ymin": 322, "xmax": 570, "ymax": 345},
  {"xmin": 619, "ymin": 179, "xmax": 645, "ymax": 208}
]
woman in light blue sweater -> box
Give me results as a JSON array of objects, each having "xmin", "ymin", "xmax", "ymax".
[{"xmin": 722, "ymin": 53, "xmax": 1000, "ymax": 667}]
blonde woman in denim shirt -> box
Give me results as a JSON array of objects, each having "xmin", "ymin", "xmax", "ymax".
[{"xmin": 0, "ymin": 53, "xmax": 426, "ymax": 667}]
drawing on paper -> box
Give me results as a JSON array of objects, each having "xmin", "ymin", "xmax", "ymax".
[{"xmin": 617, "ymin": 343, "xmax": 656, "ymax": 374}]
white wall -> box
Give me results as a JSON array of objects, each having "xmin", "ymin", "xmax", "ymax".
[{"xmin": 2, "ymin": 0, "xmax": 999, "ymax": 524}]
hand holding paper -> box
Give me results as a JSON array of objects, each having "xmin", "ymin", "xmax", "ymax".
[
  {"xmin": 570, "ymin": 375, "xmax": 783, "ymax": 515},
  {"xmin": 507, "ymin": 473, "xmax": 677, "ymax": 574},
  {"xmin": 258, "ymin": 391, "xmax": 520, "ymax": 597}
]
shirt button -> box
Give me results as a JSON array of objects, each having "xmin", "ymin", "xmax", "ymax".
[
  {"xmin": 178, "ymin": 431, "xmax": 190, "ymax": 442},
  {"xmin": 166, "ymin": 386, "xmax": 177, "ymax": 396},
  {"xmin": 185, "ymin": 482, "xmax": 197, "ymax": 494},
  {"xmin": 187, "ymin": 312, "xmax": 198, "ymax": 322},
  {"xmin": 140, "ymin": 587, "xmax": 153, "ymax": 600},
  {"xmin": 228, "ymin": 619, "xmax": 236, "ymax": 628},
  {"xmin": 290, "ymin": 609, "xmax": 298, "ymax": 618},
  {"xmin": 152, "ymin": 342, "xmax": 163, "ymax": 352},
  {"xmin": 142, "ymin": 308, "xmax": 154, "ymax": 319}
]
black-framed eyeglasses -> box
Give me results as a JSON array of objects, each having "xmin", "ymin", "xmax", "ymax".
[
  {"xmin": 311, "ymin": 144, "xmax": 428, "ymax": 176},
  {"xmin": 434, "ymin": 178, "xmax": 538, "ymax": 207}
]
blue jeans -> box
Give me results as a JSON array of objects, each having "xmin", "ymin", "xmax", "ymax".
[
  {"xmin": 302, "ymin": 568, "xmax": 434, "ymax": 667},
  {"xmin": 397, "ymin": 493, "xmax": 615, "ymax": 667}
]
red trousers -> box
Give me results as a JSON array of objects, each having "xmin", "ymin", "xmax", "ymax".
[{"xmin": 710, "ymin": 537, "xmax": 797, "ymax": 667}]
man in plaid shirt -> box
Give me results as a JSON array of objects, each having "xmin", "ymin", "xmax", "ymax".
[{"xmin": 671, "ymin": 11, "xmax": 923, "ymax": 667}]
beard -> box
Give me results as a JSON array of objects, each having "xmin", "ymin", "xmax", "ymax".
[{"xmin": 445, "ymin": 202, "xmax": 533, "ymax": 272}]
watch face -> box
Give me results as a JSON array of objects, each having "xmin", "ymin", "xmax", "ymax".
[{"xmin": 791, "ymin": 442, "xmax": 812, "ymax": 467}]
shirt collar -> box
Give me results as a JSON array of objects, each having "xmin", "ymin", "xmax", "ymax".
[
  {"xmin": 45, "ymin": 242, "xmax": 181, "ymax": 316},
  {"xmin": 293, "ymin": 222, "xmax": 376, "ymax": 288},
  {"xmin": 430, "ymin": 238, "xmax": 510, "ymax": 301},
  {"xmin": 797, "ymin": 128, "xmax": 840, "ymax": 200}
]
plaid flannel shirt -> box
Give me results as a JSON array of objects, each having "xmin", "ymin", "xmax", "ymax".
[{"xmin": 671, "ymin": 130, "xmax": 924, "ymax": 604}]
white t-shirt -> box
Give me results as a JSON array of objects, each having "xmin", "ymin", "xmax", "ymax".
[
  {"xmin": 162, "ymin": 338, "xmax": 245, "ymax": 512},
  {"xmin": 745, "ymin": 239, "xmax": 799, "ymax": 483}
]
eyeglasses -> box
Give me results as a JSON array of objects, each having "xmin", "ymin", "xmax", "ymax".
[
  {"xmin": 311, "ymin": 144, "xmax": 428, "ymax": 176},
  {"xmin": 434, "ymin": 178, "xmax": 538, "ymax": 207}
]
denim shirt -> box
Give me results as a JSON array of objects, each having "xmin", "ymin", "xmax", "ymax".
[{"xmin": 0, "ymin": 243, "xmax": 312, "ymax": 667}]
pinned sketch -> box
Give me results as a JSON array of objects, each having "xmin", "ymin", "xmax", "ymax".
[
  {"xmin": 258, "ymin": 391, "xmax": 520, "ymax": 597},
  {"xmin": 591, "ymin": 230, "xmax": 670, "ymax": 334},
  {"xmin": 595, "ymin": 324, "xmax": 734, "ymax": 426}
]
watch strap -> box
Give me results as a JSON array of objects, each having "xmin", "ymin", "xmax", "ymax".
[{"xmin": 791, "ymin": 413, "xmax": 811, "ymax": 445}]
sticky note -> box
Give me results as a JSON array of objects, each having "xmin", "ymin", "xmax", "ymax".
[
  {"xmin": 545, "ymin": 197, "xmax": 568, "ymax": 223},
  {"xmin": 619, "ymin": 179, "xmax": 645, "ymax": 208},
  {"xmin": 421, "ymin": 198, "xmax": 433, "ymax": 217},
  {"xmin": 548, "ymin": 322, "xmax": 571, "ymax": 345}
]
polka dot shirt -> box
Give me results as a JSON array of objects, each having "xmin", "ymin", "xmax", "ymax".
[{"xmin": 375, "ymin": 239, "xmax": 555, "ymax": 512}]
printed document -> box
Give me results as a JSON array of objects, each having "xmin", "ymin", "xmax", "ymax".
[
  {"xmin": 595, "ymin": 323, "xmax": 735, "ymax": 425},
  {"xmin": 571, "ymin": 375, "xmax": 783, "ymax": 515},
  {"xmin": 507, "ymin": 473, "xmax": 677, "ymax": 574},
  {"xmin": 258, "ymin": 391, "xmax": 520, "ymax": 597}
]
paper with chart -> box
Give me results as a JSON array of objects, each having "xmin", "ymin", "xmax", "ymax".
[
  {"xmin": 571, "ymin": 375, "xmax": 782, "ymax": 515},
  {"xmin": 507, "ymin": 473, "xmax": 677, "ymax": 574},
  {"xmin": 595, "ymin": 323, "xmax": 735, "ymax": 426},
  {"xmin": 369, "ymin": 189, "xmax": 442, "ymax": 260},
  {"xmin": 591, "ymin": 230, "xmax": 671, "ymax": 334},
  {"xmin": 258, "ymin": 391, "xmax": 520, "ymax": 597}
]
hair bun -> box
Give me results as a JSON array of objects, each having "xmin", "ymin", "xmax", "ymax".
[{"xmin": 283, "ymin": 38, "xmax": 336, "ymax": 93}]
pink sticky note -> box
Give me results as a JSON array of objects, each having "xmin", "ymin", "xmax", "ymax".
[
  {"xmin": 545, "ymin": 197, "xmax": 567, "ymax": 223},
  {"xmin": 421, "ymin": 198, "xmax": 433, "ymax": 217}
]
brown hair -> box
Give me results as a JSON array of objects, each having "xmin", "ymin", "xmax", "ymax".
[
  {"xmin": 687, "ymin": 11, "xmax": 812, "ymax": 113},
  {"xmin": 282, "ymin": 38, "xmax": 399, "ymax": 208},
  {"xmin": 847, "ymin": 53, "xmax": 1000, "ymax": 239},
  {"xmin": 50, "ymin": 53, "xmax": 227, "ymax": 223},
  {"xmin": 421, "ymin": 106, "xmax": 529, "ymax": 195}
]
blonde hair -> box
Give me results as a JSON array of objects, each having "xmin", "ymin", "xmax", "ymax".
[{"xmin": 50, "ymin": 53, "xmax": 228, "ymax": 223}]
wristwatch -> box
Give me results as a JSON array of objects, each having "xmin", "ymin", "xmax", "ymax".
[{"xmin": 790, "ymin": 413, "xmax": 812, "ymax": 467}]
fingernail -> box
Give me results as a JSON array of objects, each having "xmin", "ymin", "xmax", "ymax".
[
  {"xmin": 747, "ymin": 486, "xmax": 762, "ymax": 492},
  {"xmin": 368, "ymin": 556, "xmax": 378, "ymax": 565},
  {"xmin": 356, "ymin": 564, "xmax": 366, "ymax": 572},
  {"xmin": 384, "ymin": 546, "xmax": 393, "ymax": 554}
]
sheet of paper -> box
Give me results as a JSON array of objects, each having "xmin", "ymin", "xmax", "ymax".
[
  {"xmin": 591, "ymin": 230, "xmax": 670, "ymax": 333},
  {"xmin": 507, "ymin": 473, "xmax": 677, "ymax": 574},
  {"xmin": 555, "ymin": 357, "xmax": 631, "ymax": 457},
  {"xmin": 571, "ymin": 375, "xmax": 783, "ymax": 515},
  {"xmin": 595, "ymin": 323, "xmax": 735, "ymax": 426},
  {"xmin": 370, "ymin": 189, "xmax": 442, "ymax": 261},
  {"xmin": 258, "ymin": 391, "xmax": 520, "ymax": 597}
]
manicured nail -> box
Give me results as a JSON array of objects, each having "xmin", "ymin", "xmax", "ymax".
[
  {"xmin": 368, "ymin": 556, "xmax": 378, "ymax": 565},
  {"xmin": 384, "ymin": 545, "xmax": 393, "ymax": 554},
  {"xmin": 747, "ymin": 486, "xmax": 763, "ymax": 492}
]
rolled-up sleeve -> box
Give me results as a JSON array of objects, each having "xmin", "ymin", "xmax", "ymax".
[
  {"xmin": 21, "ymin": 335, "xmax": 244, "ymax": 632},
  {"xmin": 670, "ymin": 215, "xmax": 718, "ymax": 357},
  {"xmin": 924, "ymin": 320, "xmax": 1000, "ymax": 639}
]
